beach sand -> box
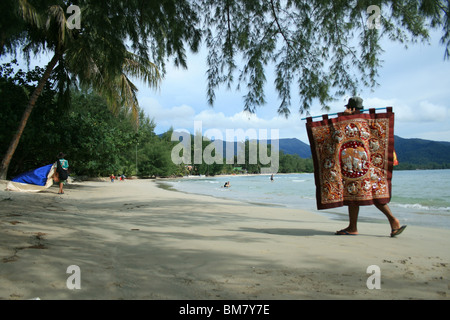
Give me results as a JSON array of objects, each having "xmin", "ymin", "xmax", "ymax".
[{"xmin": 0, "ymin": 178, "xmax": 449, "ymax": 300}]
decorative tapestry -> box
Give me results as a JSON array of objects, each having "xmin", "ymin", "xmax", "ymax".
[{"xmin": 305, "ymin": 108, "xmax": 395, "ymax": 210}]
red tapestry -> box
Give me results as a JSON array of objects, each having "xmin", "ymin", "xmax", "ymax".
[{"xmin": 305, "ymin": 108, "xmax": 395, "ymax": 210}]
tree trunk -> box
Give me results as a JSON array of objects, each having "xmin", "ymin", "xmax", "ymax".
[{"xmin": 0, "ymin": 51, "xmax": 62, "ymax": 180}]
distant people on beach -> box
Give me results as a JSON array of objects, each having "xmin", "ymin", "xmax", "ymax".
[
  {"xmin": 270, "ymin": 174, "xmax": 274, "ymax": 181},
  {"xmin": 110, "ymin": 174, "xmax": 115, "ymax": 182}
]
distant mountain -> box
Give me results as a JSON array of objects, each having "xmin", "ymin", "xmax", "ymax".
[
  {"xmin": 166, "ymin": 131, "xmax": 450, "ymax": 168},
  {"xmin": 394, "ymin": 136, "xmax": 450, "ymax": 167},
  {"xmin": 278, "ymin": 138, "xmax": 311, "ymax": 158},
  {"xmin": 215, "ymin": 138, "xmax": 312, "ymax": 159},
  {"xmin": 275, "ymin": 136, "xmax": 450, "ymax": 167}
]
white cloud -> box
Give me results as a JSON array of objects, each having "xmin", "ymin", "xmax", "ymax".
[
  {"xmin": 418, "ymin": 130, "xmax": 450, "ymax": 142},
  {"xmin": 140, "ymin": 97, "xmax": 308, "ymax": 141},
  {"xmin": 194, "ymin": 110, "xmax": 306, "ymax": 140},
  {"xmin": 348, "ymin": 97, "xmax": 448, "ymax": 123},
  {"xmin": 416, "ymin": 101, "xmax": 448, "ymax": 122},
  {"xmin": 140, "ymin": 97, "xmax": 196, "ymax": 128},
  {"xmin": 364, "ymin": 97, "xmax": 416, "ymax": 122}
]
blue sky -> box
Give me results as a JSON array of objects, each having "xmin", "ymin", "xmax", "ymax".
[{"xmin": 138, "ymin": 31, "xmax": 450, "ymax": 143}]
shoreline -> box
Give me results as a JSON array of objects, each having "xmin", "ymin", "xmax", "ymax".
[
  {"xmin": 155, "ymin": 178, "xmax": 289, "ymax": 209},
  {"xmin": 1, "ymin": 179, "xmax": 449, "ymax": 300},
  {"xmin": 156, "ymin": 173, "xmax": 450, "ymax": 231}
]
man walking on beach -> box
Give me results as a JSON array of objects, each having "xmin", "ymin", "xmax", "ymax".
[
  {"xmin": 56, "ymin": 152, "xmax": 69, "ymax": 194},
  {"xmin": 334, "ymin": 97, "xmax": 407, "ymax": 237}
]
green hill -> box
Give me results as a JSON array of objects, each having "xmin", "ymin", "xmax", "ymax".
[
  {"xmin": 394, "ymin": 136, "xmax": 450, "ymax": 169},
  {"xmin": 169, "ymin": 132, "xmax": 450, "ymax": 170},
  {"xmin": 279, "ymin": 136, "xmax": 450, "ymax": 170}
]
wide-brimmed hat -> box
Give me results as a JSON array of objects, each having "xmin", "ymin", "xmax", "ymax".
[{"xmin": 345, "ymin": 96, "xmax": 364, "ymax": 110}]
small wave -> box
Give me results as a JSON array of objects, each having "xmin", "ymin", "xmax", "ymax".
[
  {"xmin": 395, "ymin": 203, "xmax": 450, "ymax": 212},
  {"xmin": 292, "ymin": 179, "xmax": 306, "ymax": 183}
]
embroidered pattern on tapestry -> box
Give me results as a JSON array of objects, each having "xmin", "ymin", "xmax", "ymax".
[{"xmin": 306, "ymin": 109, "xmax": 394, "ymax": 210}]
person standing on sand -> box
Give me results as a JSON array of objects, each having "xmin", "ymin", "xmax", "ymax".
[
  {"xmin": 56, "ymin": 152, "xmax": 69, "ymax": 194},
  {"xmin": 335, "ymin": 97, "xmax": 407, "ymax": 237}
]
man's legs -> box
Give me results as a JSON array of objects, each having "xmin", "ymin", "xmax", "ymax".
[
  {"xmin": 374, "ymin": 203, "xmax": 407, "ymax": 236},
  {"xmin": 336, "ymin": 204, "xmax": 359, "ymax": 235},
  {"xmin": 336, "ymin": 203, "xmax": 406, "ymax": 236}
]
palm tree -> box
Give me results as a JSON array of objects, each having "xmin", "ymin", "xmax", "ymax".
[{"xmin": 0, "ymin": 1, "xmax": 163, "ymax": 179}]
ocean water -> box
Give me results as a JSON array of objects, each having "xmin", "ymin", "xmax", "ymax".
[{"xmin": 162, "ymin": 169, "xmax": 450, "ymax": 230}]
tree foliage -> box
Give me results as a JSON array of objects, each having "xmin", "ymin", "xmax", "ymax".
[
  {"xmin": 0, "ymin": 0, "xmax": 198, "ymax": 178},
  {"xmin": 0, "ymin": 60, "xmax": 65, "ymax": 174},
  {"xmin": 201, "ymin": 0, "xmax": 450, "ymax": 116},
  {"xmin": 278, "ymin": 151, "xmax": 314, "ymax": 173},
  {"xmin": 0, "ymin": 62, "xmax": 169, "ymax": 178},
  {"xmin": 1, "ymin": 61, "xmax": 314, "ymax": 178},
  {"xmin": 3, "ymin": 0, "xmax": 449, "ymax": 118},
  {"xmin": 1, "ymin": 0, "xmax": 449, "ymax": 178}
]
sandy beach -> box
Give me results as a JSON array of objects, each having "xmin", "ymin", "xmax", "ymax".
[{"xmin": 0, "ymin": 178, "xmax": 449, "ymax": 300}]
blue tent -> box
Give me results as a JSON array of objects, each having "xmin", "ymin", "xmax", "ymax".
[
  {"xmin": 7, "ymin": 163, "xmax": 56, "ymax": 192},
  {"xmin": 11, "ymin": 164, "xmax": 54, "ymax": 186}
]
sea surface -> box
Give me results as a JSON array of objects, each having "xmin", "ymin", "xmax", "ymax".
[{"xmin": 162, "ymin": 169, "xmax": 450, "ymax": 230}]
